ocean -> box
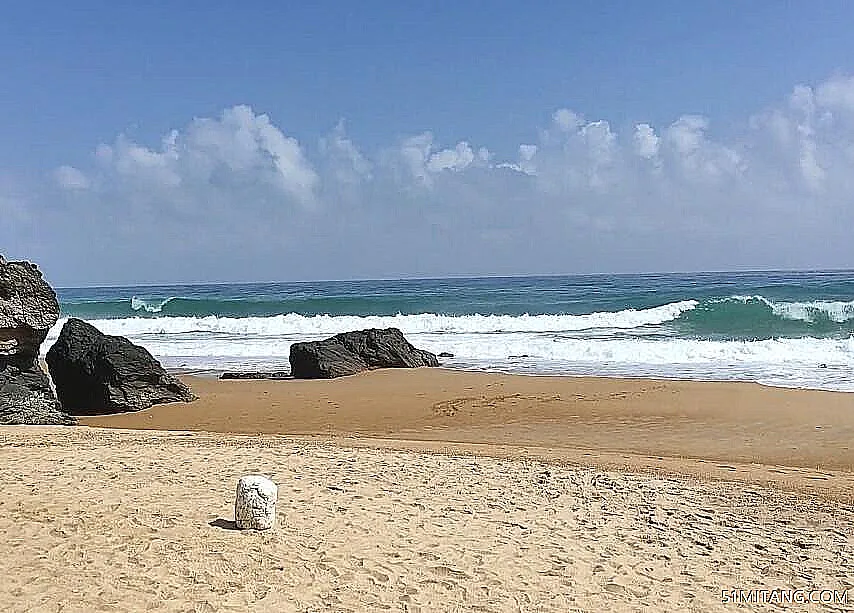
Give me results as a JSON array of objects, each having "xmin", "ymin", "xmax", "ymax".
[{"xmin": 43, "ymin": 270, "xmax": 854, "ymax": 392}]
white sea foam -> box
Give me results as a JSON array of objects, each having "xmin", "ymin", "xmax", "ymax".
[
  {"xmin": 99, "ymin": 331, "xmax": 852, "ymax": 363},
  {"xmin": 141, "ymin": 334, "xmax": 854, "ymax": 391},
  {"xmin": 40, "ymin": 299, "xmax": 854, "ymax": 391},
  {"xmin": 46, "ymin": 300, "xmax": 699, "ymax": 339},
  {"xmin": 720, "ymin": 294, "xmax": 774, "ymax": 306},
  {"xmin": 724, "ymin": 295, "xmax": 854, "ymax": 322},
  {"xmin": 771, "ymin": 300, "xmax": 854, "ymax": 323},
  {"xmin": 131, "ymin": 296, "xmax": 176, "ymax": 313}
]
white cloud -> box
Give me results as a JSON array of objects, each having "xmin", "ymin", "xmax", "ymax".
[
  {"xmin": 815, "ymin": 75, "xmax": 854, "ymax": 110},
  {"xmin": 747, "ymin": 76, "xmax": 854, "ymax": 195},
  {"xmin": 54, "ymin": 165, "xmax": 90, "ymax": 190},
  {"xmin": 319, "ymin": 120, "xmax": 372, "ymax": 185},
  {"xmin": 398, "ymin": 132, "xmax": 435, "ymax": 185},
  {"xmin": 633, "ymin": 124, "xmax": 660, "ymax": 159},
  {"xmin": 665, "ymin": 115, "xmax": 708, "ymax": 155},
  {"xmin": 17, "ymin": 74, "xmax": 854, "ymax": 282},
  {"xmin": 553, "ymin": 108, "xmax": 581, "ymax": 131},
  {"xmin": 317, "ymin": 120, "xmax": 372, "ymax": 207},
  {"xmin": 427, "ymin": 141, "xmax": 476, "ymax": 172},
  {"xmin": 87, "ymin": 105, "xmax": 318, "ymax": 208},
  {"xmin": 388, "ymin": 133, "xmax": 491, "ymax": 186}
]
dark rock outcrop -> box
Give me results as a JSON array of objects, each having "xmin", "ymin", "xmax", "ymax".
[
  {"xmin": 0, "ymin": 256, "xmax": 74, "ymax": 425},
  {"xmin": 46, "ymin": 318, "xmax": 196, "ymax": 414},
  {"xmin": 289, "ymin": 328, "xmax": 438, "ymax": 379},
  {"xmin": 0, "ymin": 381, "xmax": 76, "ymax": 425}
]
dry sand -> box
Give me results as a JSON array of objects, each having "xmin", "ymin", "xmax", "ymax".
[
  {"xmin": 3, "ymin": 369, "xmax": 854, "ymax": 611},
  {"xmin": 2, "ymin": 426, "xmax": 852, "ymax": 612}
]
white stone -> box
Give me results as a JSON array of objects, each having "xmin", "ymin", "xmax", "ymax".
[{"xmin": 234, "ymin": 475, "xmax": 278, "ymax": 530}]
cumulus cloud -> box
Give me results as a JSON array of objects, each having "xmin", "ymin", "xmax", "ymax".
[
  {"xmin": 317, "ymin": 120, "xmax": 372, "ymax": 206},
  {"xmin": 9, "ymin": 75, "xmax": 854, "ymax": 283},
  {"xmin": 85, "ymin": 105, "xmax": 318, "ymax": 210},
  {"xmin": 54, "ymin": 165, "xmax": 90, "ymax": 190},
  {"xmin": 633, "ymin": 124, "xmax": 660, "ymax": 159},
  {"xmin": 319, "ymin": 120, "xmax": 372, "ymax": 184},
  {"xmin": 427, "ymin": 142, "xmax": 476, "ymax": 172},
  {"xmin": 384, "ymin": 132, "xmax": 492, "ymax": 185}
]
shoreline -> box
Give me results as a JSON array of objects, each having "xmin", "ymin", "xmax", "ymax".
[
  {"xmin": 77, "ymin": 367, "xmax": 854, "ymax": 501},
  {"xmin": 169, "ymin": 363, "xmax": 854, "ymax": 394}
]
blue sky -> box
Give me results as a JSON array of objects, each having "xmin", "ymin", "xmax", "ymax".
[{"xmin": 3, "ymin": 2, "xmax": 854, "ymax": 284}]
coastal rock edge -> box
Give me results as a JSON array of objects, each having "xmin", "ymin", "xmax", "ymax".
[
  {"xmin": 0, "ymin": 256, "xmax": 75, "ymax": 425},
  {"xmin": 46, "ymin": 318, "xmax": 197, "ymax": 414}
]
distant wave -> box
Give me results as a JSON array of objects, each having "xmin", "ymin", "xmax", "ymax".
[
  {"xmin": 40, "ymin": 296, "xmax": 854, "ymax": 392},
  {"xmin": 773, "ymin": 299, "xmax": 854, "ymax": 323},
  {"xmin": 60, "ymin": 293, "xmax": 854, "ymax": 332},
  {"xmin": 672, "ymin": 296, "xmax": 854, "ymax": 339},
  {"xmin": 131, "ymin": 296, "xmax": 176, "ymax": 313},
  {"xmin": 48, "ymin": 300, "xmax": 699, "ymax": 338},
  {"xmin": 717, "ymin": 295, "xmax": 854, "ymax": 321},
  {"xmin": 64, "ymin": 295, "xmax": 457, "ymax": 319},
  {"xmin": 47, "ymin": 279, "xmax": 854, "ymax": 391},
  {"xmin": 53, "ymin": 295, "xmax": 854, "ymax": 339}
]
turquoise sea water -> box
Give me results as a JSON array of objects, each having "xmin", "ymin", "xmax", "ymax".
[{"xmin": 45, "ymin": 270, "xmax": 854, "ymax": 391}]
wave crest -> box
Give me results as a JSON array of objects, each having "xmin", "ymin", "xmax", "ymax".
[
  {"xmin": 772, "ymin": 300, "xmax": 854, "ymax": 323},
  {"xmin": 131, "ymin": 296, "xmax": 176, "ymax": 313},
  {"xmin": 50, "ymin": 300, "xmax": 699, "ymax": 338},
  {"xmin": 719, "ymin": 295, "xmax": 854, "ymax": 322}
]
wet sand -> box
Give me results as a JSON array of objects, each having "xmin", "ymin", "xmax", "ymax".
[{"xmin": 81, "ymin": 368, "xmax": 854, "ymax": 500}]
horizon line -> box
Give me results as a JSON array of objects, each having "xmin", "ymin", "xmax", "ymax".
[{"xmin": 53, "ymin": 266, "xmax": 854, "ymax": 290}]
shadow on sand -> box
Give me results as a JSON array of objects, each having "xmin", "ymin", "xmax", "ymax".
[{"xmin": 209, "ymin": 518, "xmax": 239, "ymax": 530}]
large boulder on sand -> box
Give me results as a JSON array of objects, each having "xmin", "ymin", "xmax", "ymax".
[
  {"xmin": 46, "ymin": 318, "xmax": 196, "ymax": 414},
  {"xmin": 0, "ymin": 256, "xmax": 74, "ymax": 425},
  {"xmin": 289, "ymin": 328, "xmax": 438, "ymax": 379}
]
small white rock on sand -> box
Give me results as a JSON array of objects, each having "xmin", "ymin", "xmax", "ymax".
[{"xmin": 1, "ymin": 426, "xmax": 852, "ymax": 612}]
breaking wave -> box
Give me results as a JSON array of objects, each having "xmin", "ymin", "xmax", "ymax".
[
  {"xmin": 49, "ymin": 301, "xmax": 699, "ymax": 337},
  {"xmin": 45, "ymin": 293, "xmax": 854, "ymax": 391},
  {"xmin": 131, "ymin": 296, "xmax": 176, "ymax": 313}
]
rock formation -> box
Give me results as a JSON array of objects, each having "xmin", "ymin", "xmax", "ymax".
[
  {"xmin": 0, "ymin": 256, "xmax": 75, "ymax": 425},
  {"xmin": 46, "ymin": 318, "xmax": 196, "ymax": 414},
  {"xmin": 234, "ymin": 475, "xmax": 278, "ymax": 530},
  {"xmin": 289, "ymin": 328, "xmax": 438, "ymax": 379}
]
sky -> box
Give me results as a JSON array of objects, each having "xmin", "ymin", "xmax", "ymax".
[{"xmin": 2, "ymin": 1, "xmax": 854, "ymax": 285}]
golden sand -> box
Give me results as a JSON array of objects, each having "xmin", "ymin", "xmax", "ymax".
[
  {"xmin": 3, "ymin": 369, "xmax": 854, "ymax": 611},
  {"xmin": 84, "ymin": 369, "xmax": 854, "ymax": 500},
  {"xmin": 3, "ymin": 426, "xmax": 852, "ymax": 612}
]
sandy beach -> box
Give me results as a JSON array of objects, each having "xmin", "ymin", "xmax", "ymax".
[
  {"xmin": 3, "ymin": 370, "xmax": 854, "ymax": 611},
  {"xmin": 3, "ymin": 425, "xmax": 853, "ymax": 612},
  {"xmin": 86, "ymin": 369, "xmax": 854, "ymax": 500},
  {"xmin": 9, "ymin": 1, "xmax": 854, "ymax": 608}
]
